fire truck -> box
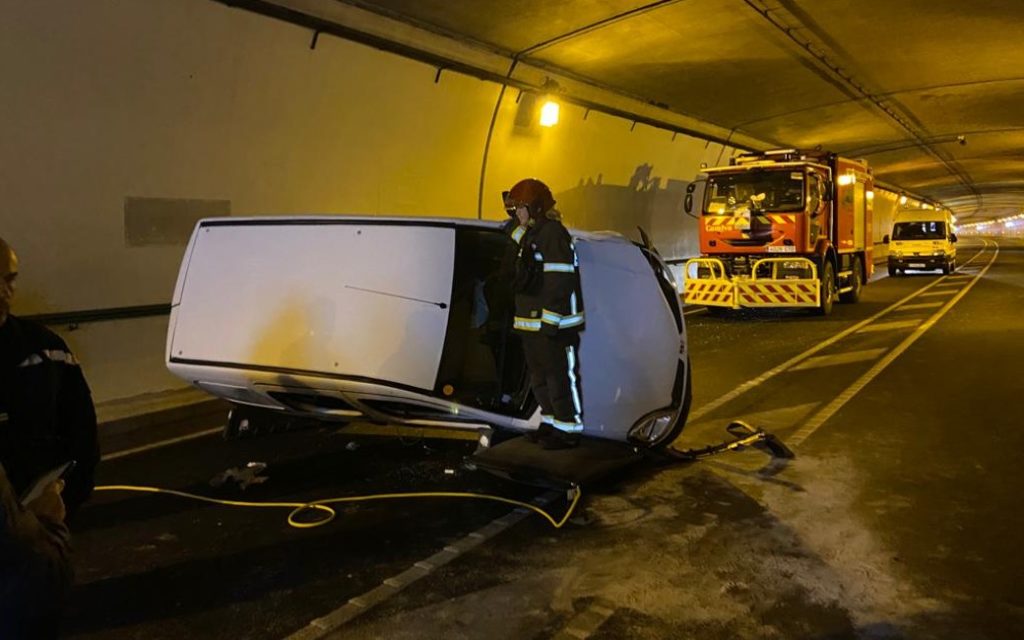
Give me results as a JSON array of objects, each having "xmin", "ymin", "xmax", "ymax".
[{"xmin": 682, "ymin": 148, "xmax": 873, "ymax": 315}]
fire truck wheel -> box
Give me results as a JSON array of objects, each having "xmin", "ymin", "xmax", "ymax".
[
  {"xmin": 840, "ymin": 257, "xmax": 863, "ymax": 303},
  {"xmin": 816, "ymin": 261, "xmax": 835, "ymax": 316}
]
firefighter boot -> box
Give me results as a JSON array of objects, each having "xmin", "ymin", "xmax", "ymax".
[
  {"xmin": 525, "ymin": 422, "xmax": 554, "ymax": 443},
  {"xmin": 540, "ymin": 428, "xmax": 580, "ymax": 450}
]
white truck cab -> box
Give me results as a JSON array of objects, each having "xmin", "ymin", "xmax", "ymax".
[{"xmin": 883, "ymin": 209, "xmax": 957, "ymax": 276}]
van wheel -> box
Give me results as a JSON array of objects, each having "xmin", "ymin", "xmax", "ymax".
[
  {"xmin": 888, "ymin": 265, "xmax": 897, "ymax": 277},
  {"xmin": 816, "ymin": 261, "xmax": 835, "ymax": 316},
  {"xmin": 840, "ymin": 257, "xmax": 863, "ymax": 303},
  {"xmin": 942, "ymin": 261, "xmax": 951, "ymax": 275}
]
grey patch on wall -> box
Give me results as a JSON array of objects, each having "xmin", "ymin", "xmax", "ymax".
[{"xmin": 124, "ymin": 197, "xmax": 231, "ymax": 246}]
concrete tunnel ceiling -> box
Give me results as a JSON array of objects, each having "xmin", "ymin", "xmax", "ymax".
[{"xmin": 252, "ymin": 0, "xmax": 1024, "ymax": 221}]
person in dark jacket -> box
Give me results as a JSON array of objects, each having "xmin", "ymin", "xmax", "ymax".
[
  {"xmin": 504, "ymin": 179, "xmax": 585, "ymax": 449},
  {"xmin": 1, "ymin": 461, "xmax": 72, "ymax": 638},
  {"xmin": 0, "ymin": 236, "xmax": 99, "ymax": 515}
]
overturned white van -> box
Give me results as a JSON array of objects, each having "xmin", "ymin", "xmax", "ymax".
[{"xmin": 166, "ymin": 216, "xmax": 691, "ymax": 448}]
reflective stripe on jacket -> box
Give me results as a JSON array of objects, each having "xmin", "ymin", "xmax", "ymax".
[{"xmin": 510, "ymin": 219, "xmax": 585, "ymax": 333}]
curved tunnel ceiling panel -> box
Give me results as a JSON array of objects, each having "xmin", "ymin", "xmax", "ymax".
[{"xmin": 337, "ymin": 0, "xmax": 1024, "ymax": 218}]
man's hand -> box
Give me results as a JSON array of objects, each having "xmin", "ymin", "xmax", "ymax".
[{"xmin": 26, "ymin": 479, "xmax": 67, "ymax": 524}]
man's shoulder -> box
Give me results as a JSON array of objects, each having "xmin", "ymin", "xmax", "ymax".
[{"xmin": 8, "ymin": 316, "xmax": 68, "ymax": 351}]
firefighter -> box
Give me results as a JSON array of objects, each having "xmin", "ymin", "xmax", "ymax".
[
  {"xmin": 0, "ymin": 236, "xmax": 99, "ymax": 517},
  {"xmin": 504, "ymin": 179, "xmax": 585, "ymax": 450}
]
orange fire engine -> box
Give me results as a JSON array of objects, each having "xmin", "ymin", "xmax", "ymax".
[{"xmin": 683, "ymin": 148, "xmax": 873, "ymax": 315}]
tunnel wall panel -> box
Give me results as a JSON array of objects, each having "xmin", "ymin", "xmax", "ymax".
[{"xmin": 0, "ymin": 0, "xmax": 734, "ymax": 402}]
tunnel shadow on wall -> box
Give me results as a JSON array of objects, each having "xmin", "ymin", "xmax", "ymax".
[{"xmin": 555, "ymin": 164, "xmax": 699, "ymax": 259}]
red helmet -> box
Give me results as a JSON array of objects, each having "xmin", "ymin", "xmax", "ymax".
[{"xmin": 505, "ymin": 178, "xmax": 555, "ymax": 216}]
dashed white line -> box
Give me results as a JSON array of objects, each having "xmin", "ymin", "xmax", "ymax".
[
  {"xmin": 789, "ymin": 242, "xmax": 999, "ymax": 447},
  {"xmin": 856, "ymin": 319, "xmax": 922, "ymax": 333},
  {"xmin": 284, "ymin": 493, "xmax": 560, "ymax": 639},
  {"xmin": 101, "ymin": 427, "xmax": 223, "ymax": 461},
  {"xmin": 790, "ymin": 348, "xmax": 889, "ymax": 371},
  {"xmin": 552, "ymin": 600, "xmax": 618, "ymax": 640},
  {"xmin": 895, "ymin": 302, "xmax": 944, "ymax": 311},
  {"xmin": 684, "ymin": 241, "xmax": 994, "ymax": 425}
]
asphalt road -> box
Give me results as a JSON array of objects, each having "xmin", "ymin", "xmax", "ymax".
[{"xmin": 62, "ymin": 237, "xmax": 1023, "ymax": 640}]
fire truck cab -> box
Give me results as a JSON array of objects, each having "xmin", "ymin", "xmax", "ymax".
[{"xmin": 683, "ymin": 149, "xmax": 873, "ymax": 315}]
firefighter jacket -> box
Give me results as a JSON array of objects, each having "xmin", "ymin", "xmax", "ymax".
[
  {"xmin": 1, "ymin": 462, "xmax": 72, "ymax": 636},
  {"xmin": 510, "ymin": 217, "xmax": 585, "ymax": 335},
  {"xmin": 0, "ymin": 315, "xmax": 99, "ymax": 515}
]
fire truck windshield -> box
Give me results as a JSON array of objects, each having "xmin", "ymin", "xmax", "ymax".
[{"xmin": 704, "ymin": 170, "xmax": 805, "ymax": 215}]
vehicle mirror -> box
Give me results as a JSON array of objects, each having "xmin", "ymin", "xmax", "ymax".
[
  {"xmin": 684, "ymin": 193, "xmax": 693, "ymax": 214},
  {"xmin": 636, "ymin": 226, "xmax": 659, "ymax": 255},
  {"xmin": 882, "ymin": 234, "xmax": 890, "ymax": 244},
  {"xmin": 950, "ymin": 233, "xmax": 958, "ymax": 243}
]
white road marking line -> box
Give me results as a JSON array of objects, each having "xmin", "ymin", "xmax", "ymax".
[
  {"xmin": 789, "ymin": 242, "xmax": 999, "ymax": 447},
  {"xmin": 790, "ymin": 349, "xmax": 889, "ymax": 371},
  {"xmin": 895, "ymin": 302, "xmax": 944, "ymax": 311},
  {"xmin": 683, "ymin": 242, "xmax": 995, "ymax": 425},
  {"xmin": 856, "ymin": 320, "xmax": 922, "ymax": 333},
  {"xmin": 101, "ymin": 427, "xmax": 223, "ymax": 461},
  {"xmin": 284, "ymin": 492, "xmax": 560, "ymax": 639},
  {"xmin": 552, "ymin": 600, "xmax": 618, "ymax": 640}
]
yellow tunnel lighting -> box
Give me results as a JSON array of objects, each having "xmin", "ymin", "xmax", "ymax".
[
  {"xmin": 899, "ymin": 195, "xmax": 908, "ymax": 205},
  {"xmin": 539, "ymin": 100, "xmax": 560, "ymax": 127},
  {"xmin": 837, "ymin": 173, "xmax": 854, "ymax": 186},
  {"xmin": 866, "ymin": 190, "xmax": 875, "ymax": 200}
]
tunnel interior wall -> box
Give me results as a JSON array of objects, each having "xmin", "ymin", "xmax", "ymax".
[{"xmin": 0, "ymin": 0, "xmax": 736, "ymax": 403}]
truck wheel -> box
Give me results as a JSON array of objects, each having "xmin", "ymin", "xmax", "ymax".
[
  {"xmin": 888, "ymin": 265, "xmax": 897, "ymax": 277},
  {"xmin": 816, "ymin": 261, "xmax": 835, "ymax": 316},
  {"xmin": 840, "ymin": 257, "xmax": 863, "ymax": 303},
  {"xmin": 942, "ymin": 260, "xmax": 951, "ymax": 275}
]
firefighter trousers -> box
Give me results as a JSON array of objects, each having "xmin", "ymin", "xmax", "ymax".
[{"xmin": 520, "ymin": 332, "xmax": 583, "ymax": 434}]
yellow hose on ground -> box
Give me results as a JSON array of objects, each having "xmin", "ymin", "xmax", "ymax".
[{"xmin": 93, "ymin": 484, "xmax": 582, "ymax": 529}]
